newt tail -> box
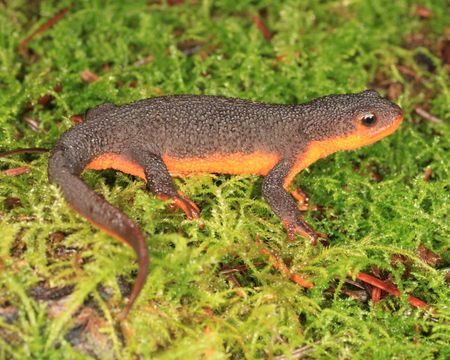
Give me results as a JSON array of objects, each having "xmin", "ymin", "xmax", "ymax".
[{"xmin": 48, "ymin": 149, "xmax": 148, "ymax": 319}]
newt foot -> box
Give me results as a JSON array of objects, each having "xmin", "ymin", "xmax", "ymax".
[
  {"xmin": 158, "ymin": 192, "xmax": 200, "ymax": 220},
  {"xmin": 290, "ymin": 188, "xmax": 309, "ymax": 211},
  {"xmin": 282, "ymin": 219, "xmax": 327, "ymax": 246}
]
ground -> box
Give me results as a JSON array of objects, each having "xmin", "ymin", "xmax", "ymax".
[{"xmin": 0, "ymin": 1, "xmax": 449, "ymax": 359}]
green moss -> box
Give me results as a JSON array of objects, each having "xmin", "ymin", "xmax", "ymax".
[{"xmin": 0, "ymin": 0, "xmax": 449, "ymax": 358}]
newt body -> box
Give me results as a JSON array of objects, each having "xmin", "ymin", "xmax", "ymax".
[{"xmin": 47, "ymin": 90, "xmax": 403, "ymax": 318}]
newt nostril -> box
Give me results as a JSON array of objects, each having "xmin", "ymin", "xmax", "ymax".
[{"xmin": 395, "ymin": 113, "xmax": 404, "ymax": 123}]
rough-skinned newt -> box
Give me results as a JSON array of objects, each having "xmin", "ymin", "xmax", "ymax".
[{"xmin": 46, "ymin": 89, "xmax": 402, "ymax": 319}]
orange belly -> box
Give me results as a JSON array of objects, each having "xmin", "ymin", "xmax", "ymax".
[{"xmin": 85, "ymin": 151, "xmax": 280, "ymax": 179}]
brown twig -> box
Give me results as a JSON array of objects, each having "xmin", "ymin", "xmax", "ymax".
[
  {"xmin": 23, "ymin": 117, "xmax": 41, "ymax": 132},
  {"xmin": 226, "ymin": 274, "xmax": 245, "ymax": 297},
  {"xmin": 275, "ymin": 345, "xmax": 314, "ymax": 360},
  {"xmin": 0, "ymin": 148, "xmax": 48, "ymax": 158},
  {"xmin": 19, "ymin": 4, "xmax": 73, "ymax": 57},
  {"xmin": 250, "ymin": 14, "xmax": 272, "ymax": 41},
  {"xmin": 219, "ymin": 262, "xmax": 265, "ymax": 274},
  {"xmin": 415, "ymin": 107, "xmax": 444, "ymax": 124}
]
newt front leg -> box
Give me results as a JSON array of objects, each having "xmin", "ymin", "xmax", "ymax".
[{"xmin": 262, "ymin": 159, "xmax": 320, "ymax": 244}]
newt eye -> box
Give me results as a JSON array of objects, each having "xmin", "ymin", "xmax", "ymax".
[{"xmin": 361, "ymin": 113, "xmax": 377, "ymax": 127}]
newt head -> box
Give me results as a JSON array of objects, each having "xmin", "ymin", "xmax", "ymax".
[
  {"xmin": 301, "ymin": 89, "xmax": 403, "ymax": 158},
  {"xmin": 346, "ymin": 89, "xmax": 404, "ymax": 148}
]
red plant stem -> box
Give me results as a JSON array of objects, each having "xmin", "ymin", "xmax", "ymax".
[
  {"xmin": 257, "ymin": 240, "xmax": 430, "ymax": 309},
  {"xmin": 355, "ymin": 272, "xmax": 430, "ymax": 309},
  {"xmin": 372, "ymin": 287, "xmax": 382, "ymax": 302},
  {"xmin": 259, "ymin": 248, "xmax": 314, "ymax": 288}
]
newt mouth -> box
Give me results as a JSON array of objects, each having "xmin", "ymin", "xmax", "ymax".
[{"xmin": 371, "ymin": 113, "xmax": 403, "ymax": 141}]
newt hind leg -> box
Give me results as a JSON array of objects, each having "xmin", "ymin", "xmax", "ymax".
[
  {"xmin": 133, "ymin": 151, "xmax": 200, "ymax": 219},
  {"xmin": 262, "ymin": 159, "xmax": 322, "ymax": 245}
]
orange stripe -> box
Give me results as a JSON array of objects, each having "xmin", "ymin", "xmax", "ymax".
[
  {"xmin": 162, "ymin": 152, "xmax": 280, "ymax": 176},
  {"xmin": 86, "ymin": 153, "xmax": 146, "ymax": 179},
  {"xmin": 86, "ymin": 151, "xmax": 280, "ymax": 178}
]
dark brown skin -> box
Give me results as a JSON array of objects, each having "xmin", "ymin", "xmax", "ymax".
[{"xmin": 46, "ymin": 89, "xmax": 403, "ymax": 319}]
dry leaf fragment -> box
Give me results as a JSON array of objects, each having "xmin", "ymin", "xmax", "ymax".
[
  {"xmin": 414, "ymin": 5, "xmax": 432, "ymax": 19},
  {"xmin": 81, "ymin": 69, "xmax": 99, "ymax": 83},
  {"xmin": 417, "ymin": 243, "xmax": 442, "ymax": 267},
  {"xmin": 3, "ymin": 167, "xmax": 31, "ymax": 176}
]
